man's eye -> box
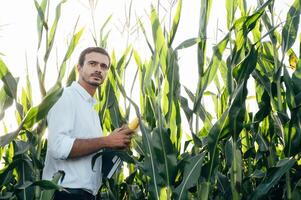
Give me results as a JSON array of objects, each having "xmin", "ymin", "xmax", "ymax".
[{"xmin": 100, "ymin": 63, "xmax": 108, "ymax": 69}]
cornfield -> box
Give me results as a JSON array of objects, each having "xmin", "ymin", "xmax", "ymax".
[{"xmin": 1, "ymin": 0, "xmax": 301, "ymax": 199}]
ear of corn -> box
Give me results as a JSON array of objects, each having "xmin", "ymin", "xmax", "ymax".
[{"xmin": 128, "ymin": 117, "xmax": 139, "ymax": 130}]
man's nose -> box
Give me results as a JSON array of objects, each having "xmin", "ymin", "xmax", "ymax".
[{"xmin": 94, "ymin": 64, "xmax": 102, "ymax": 71}]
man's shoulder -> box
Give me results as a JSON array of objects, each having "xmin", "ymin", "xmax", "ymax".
[
  {"xmin": 53, "ymin": 85, "xmax": 75, "ymax": 105},
  {"xmin": 48, "ymin": 85, "xmax": 76, "ymax": 115},
  {"xmin": 63, "ymin": 85, "xmax": 74, "ymax": 94},
  {"xmin": 62, "ymin": 84, "xmax": 78, "ymax": 96}
]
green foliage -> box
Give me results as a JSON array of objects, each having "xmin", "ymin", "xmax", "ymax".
[{"xmin": 2, "ymin": 0, "xmax": 301, "ymax": 200}]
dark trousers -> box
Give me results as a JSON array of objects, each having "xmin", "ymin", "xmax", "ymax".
[{"xmin": 53, "ymin": 188, "xmax": 96, "ymax": 200}]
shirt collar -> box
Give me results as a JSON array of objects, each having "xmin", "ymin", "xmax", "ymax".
[{"xmin": 71, "ymin": 82, "xmax": 97, "ymax": 105}]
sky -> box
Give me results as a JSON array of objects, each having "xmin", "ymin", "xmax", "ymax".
[{"xmin": 0, "ymin": 0, "xmax": 297, "ymax": 134}]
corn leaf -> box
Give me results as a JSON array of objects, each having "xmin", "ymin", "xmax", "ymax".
[
  {"xmin": 207, "ymin": 110, "xmax": 229, "ymax": 181},
  {"xmin": 139, "ymin": 121, "xmax": 162, "ymax": 199},
  {"xmin": 22, "ymin": 87, "xmax": 63, "ymax": 129},
  {"xmin": 152, "ymin": 127, "xmax": 177, "ymax": 189},
  {"xmin": 233, "ymin": 46, "xmax": 258, "ymax": 84},
  {"xmin": 174, "ymin": 37, "xmax": 201, "ymax": 51},
  {"xmin": 253, "ymin": 89, "xmax": 271, "ymax": 125},
  {"xmin": 283, "ymin": 67, "xmax": 296, "ymax": 110},
  {"xmin": 282, "ymin": 0, "xmax": 301, "ymax": 53},
  {"xmin": 164, "ymin": 51, "xmax": 180, "ymax": 121},
  {"xmin": 34, "ymin": 0, "xmax": 48, "ymax": 49},
  {"xmin": 197, "ymin": 0, "xmax": 212, "ymax": 76},
  {"xmin": 27, "ymin": 171, "xmax": 64, "ymax": 200},
  {"xmin": 138, "ymin": 19, "xmax": 154, "ymax": 54},
  {"xmin": 292, "ymin": 60, "xmax": 301, "ymax": 93},
  {"xmin": 180, "ymin": 96, "xmax": 192, "ymax": 124},
  {"xmin": 226, "ymin": 0, "xmax": 237, "ymax": 29},
  {"xmin": 66, "ymin": 65, "xmax": 76, "ymax": 87},
  {"xmin": 0, "ymin": 129, "xmax": 20, "ymax": 148},
  {"xmin": 237, "ymin": 0, "xmax": 247, "ymax": 16},
  {"xmin": 0, "ymin": 157, "xmax": 33, "ymax": 186},
  {"xmin": 250, "ymin": 158, "xmax": 295, "ymax": 199},
  {"xmin": 0, "ymin": 86, "xmax": 13, "ymax": 120},
  {"xmin": 229, "ymin": 47, "xmax": 255, "ymax": 135},
  {"xmin": 194, "ymin": 33, "xmax": 229, "ymax": 113},
  {"xmin": 102, "ymin": 80, "xmax": 124, "ymax": 129},
  {"xmin": 36, "ymin": 58, "xmax": 46, "ymax": 97},
  {"xmin": 0, "ymin": 58, "xmax": 18, "ymax": 100},
  {"xmin": 44, "ymin": 0, "xmax": 67, "ymax": 62},
  {"xmin": 151, "ymin": 6, "xmax": 168, "ymax": 72},
  {"xmin": 174, "ymin": 152, "xmax": 205, "ymax": 200},
  {"xmin": 57, "ymin": 27, "xmax": 84, "ymax": 82},
  {"xmin": 143, "ymin": 55, "xmax": 158, "ymax": 94},
  {"xmin": 168, "ymin": 0, "xmax": 182, "ymax": 47},
  {"xmin": 98, "ymin": 14, "xmax": 112, "ymax": 47}
]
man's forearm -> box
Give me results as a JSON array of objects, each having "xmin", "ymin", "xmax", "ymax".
[
  {"xmin": 67, "ymin": 127, "xmax": 133, "ymax": 159},
  {"xmin": 68, "ymin": 137, "xmax": 108, "ymax": 158}
]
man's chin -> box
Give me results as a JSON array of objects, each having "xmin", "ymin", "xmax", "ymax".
[{"xmin": 88, "ymin": 81, "xmax": 101, "ymax": 87}]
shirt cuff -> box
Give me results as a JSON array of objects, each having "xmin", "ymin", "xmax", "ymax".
[
  {"xmin": 49, "ymin": 135, "xmax": 76, "ymax": 160},
  {"xmin": 61, "ymin": 136, "xmax": 76, "ymax": 159}
]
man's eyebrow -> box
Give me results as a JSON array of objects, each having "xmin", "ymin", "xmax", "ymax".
[
  {"xmin": 87, "ymin": 60, "xmax": 98, "ymax": 63},
  {"xmin": 87, "ymin": 60, "xmax": 109, "ymax": 67},
  {"xmin": 87, "ymin": 60, "xmax": 107, "ymax": 64}
]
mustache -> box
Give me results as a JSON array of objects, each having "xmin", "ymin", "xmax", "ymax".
[{"xmin": 91, "ymin": 72, "xmax": 102, "ymax": 79}]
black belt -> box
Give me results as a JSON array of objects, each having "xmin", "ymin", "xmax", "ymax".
[{"xmin": 54, "ymin": 188, "xmax": 95, "ymax": 200}]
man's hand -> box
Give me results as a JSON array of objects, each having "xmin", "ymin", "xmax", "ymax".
[{"xmin": 105, "ymin": 125, "xmax": 135, "ymax": 149}]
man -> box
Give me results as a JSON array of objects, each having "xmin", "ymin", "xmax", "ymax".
[{"xmin": 42, "ymin": 47, "xmax": 134, "ymax": 200}]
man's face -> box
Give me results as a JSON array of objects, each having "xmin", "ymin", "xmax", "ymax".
[{"xmin": 78, "ymin": 52, "xmax": 110, "ymax": 87}]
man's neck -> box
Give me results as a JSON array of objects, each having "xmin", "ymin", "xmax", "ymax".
[{"xmin": 77, "ymin": 80, "xmax": 97, "ymax": 96}]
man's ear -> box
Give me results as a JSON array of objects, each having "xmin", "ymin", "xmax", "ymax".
[{"xmin": 77, "ymin": 64, "xmax": 81, "ymax": 71}]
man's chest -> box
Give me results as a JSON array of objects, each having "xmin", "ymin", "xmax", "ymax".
[{"xmin": 72, "ymin": 103, "xmax": 102, "ymax": 138}]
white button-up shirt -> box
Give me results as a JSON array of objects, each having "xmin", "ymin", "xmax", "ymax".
[{"xmin": 42, "ymin": 82, "xmax": 103, "ymax": 195}]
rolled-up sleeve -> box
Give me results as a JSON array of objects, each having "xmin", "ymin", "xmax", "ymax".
[{"xmin": 47, "ymin": 91, "xmax": 76, "ymax": 160}]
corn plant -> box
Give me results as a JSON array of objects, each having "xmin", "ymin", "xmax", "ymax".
[
  {"xmin": 0, "ymin": 0, "xmax": 83, "ymax": 199},
  {"xmin": 110, "ymin": 0, "xmax": 301, "ymax": 199}
]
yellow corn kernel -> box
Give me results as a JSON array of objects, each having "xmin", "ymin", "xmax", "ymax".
[{"xmin": 128, "ymin": 117, "xmax": 139, "ymax": 130}]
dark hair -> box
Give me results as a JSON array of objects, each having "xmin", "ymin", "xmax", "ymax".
[{"xmin": 78, "ymin": 47, "xmax": 111, "ymax": 67}]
